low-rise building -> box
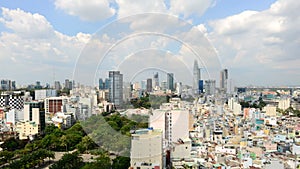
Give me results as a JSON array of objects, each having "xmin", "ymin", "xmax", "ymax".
[{"xmin": 16, "ymin": 121, "xmax": 39, "ymax": 140}]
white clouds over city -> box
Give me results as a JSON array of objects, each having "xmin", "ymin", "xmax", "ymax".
[
  {"xmin": 207, "ymin": 0, "xmax": 300, "ymax": 85},
  {"xmin": 0, "ymin": 0, "xmax": 299, "ymax": 85}
]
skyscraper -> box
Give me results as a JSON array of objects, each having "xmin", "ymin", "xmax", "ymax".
[
  {"xmin": 108, "ymin": 71, "xmax": 123, "ymax": 107},
  {"xmin": 24, "ymin": 101, "xmax": 45, "ymax": 131},
  {"xmin": 146, "ymin": 78, "xmax": 152, "ymax": 92},
  {"xmin": 193, "ymin": 60, "xmax": 201, "ymax": 94},
  {"xmin": 54, "ymin": 81, "xmax": 61, "ymax": 90},
  {"xmin": 0, "ymin": 79, "xmax": 16, "ymax": 91},
  {"xmin": 141, "ymin": 80, "xmax": 146, "ymax": 90},
  {"xmin": 99, "ymin": 78, "xmax": 105, "ymax": 90},
  {"xmin": 220, "ymin": 69, "xmax": 228, "ymax": 93},
  {"xmin": 199, "ymin": 80, "xmax": 204, "ymax": 94},
  {"xmin": 153, "ymin": 72, "xmax": 159, "ymax": 88},
  {"xmin": 167, "ymin": 73, "xmax": 174, "ymax": 91},
  {"xmin": 205, "ymin": 80, "xmax": 216, "ymax": 95},
  {"xmin": 104, "ymin": 78, "xmax": 110, "ymax": 89},
  {"xmin": 65, "ymin": 79, "xmax": 70, "ymax": 89}
]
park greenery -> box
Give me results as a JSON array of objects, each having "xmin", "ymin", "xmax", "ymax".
[
  {"xmin": 240, "ymin": 97, "xmax": 267, "ymax": 110},
  {"xmin": 130, "ymin": 93, "xmax": 170, "ymax": 109},
  {"xmin": 0, "ymin": 113, "xmax": 146, "ymax": 168},
  {"xmin": 80, "ymin": 113, "xmax": 148, "ymax": 157},
  {"xmin": 277, "ymin": 107, "xmax": 300, "ymax": 117}
]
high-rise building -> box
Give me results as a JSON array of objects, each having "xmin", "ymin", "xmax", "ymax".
[
  {"xmin": 99, "ymin": 78, "xmax": 105, "ymax": 90},
  {"xmin": 104, "ymin": 78, "xmax": 110, "ymax": 89},
  {"xmin": 199, "ymin": 80, "xmax": 204, "ymax": 94},
  {"xmin": 175, "ymin": 82, "xmax": 182, "ymax": 95},
  {"xmin": 153, "ymin": 72, "xmax": 159, "ymax": 88},
  {"xmin": 11, "ymin": 81, "xmax": 16, "ymax": 90},
  {"xmin": 167, "ymin": 73, "xmax": 174, "ymax": 91},
  {"xmin": 193, "ymin": 60, "xmax": 201, "ymax": 94},
  {"xmin": 141, "ymin": 80, "xmax": 146, "ymax": 90},
  {"xmin": 0, "ymin": 93, "xmax": 24, "ymax": 110},
  {"xmin": 130, "ymin": 129, "xmax": 163, "ymax": 169},
  {"xmin": 35, "ymin": 89, "xmax": 57, "ymax": 100},
  {"xmin": 45, "ymin": 97, "xmax": 63, "ymax": 122},
  {"xmin": 108, "ymin": 71, "xmax": 123, "ymax": 107},
  {"xmin": 220, "ymin": 69, "xmax": 228, "ymax": 93},
  {"xmin": 0, "ymin": 79, "xmax": 16, "ymax": 91},
  {"xmin": 146, "ymin": 78, "xmax": 152, "ymax": 92},
  {"xmin": 64, "ymin": 79, "xmax": 73, "ymax": 90},
  {"xmin": 65, "ymin": 79, "xmax": 70, "ymax": 89},
  {"xmin": 54, "ymin": 81, "xmax": 61, "ymax": 90},
  {"xmin": 24, "ymin": 101, "xmax": 45, "ymax": 131},
  {"xmin": 161, "ymin": 81, "xmax": 167, "ymax": 91},
  {"xmin": 204, "ymin": 80, "xmax": 216, "ymax": 95},
  {"xmin": 6, "ymin": 109, "xmax": 24, "ymax": 124},
  {"xmin": 149, "ymin": 99, "xmax": 189, "ymax": 147},
  {"xmin": 35, "ymin": 81, "xmax": 42, "ymax": 89},
  {"xmin": 69, "ymin": 81, "xmax": 73, "ymax": 90}
]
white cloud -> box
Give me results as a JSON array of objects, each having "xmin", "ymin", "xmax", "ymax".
[
  {"xmin": 0, "ymin": 7, "xmax": 54, "ymax": 39},
  {"xmin": 207, "ymin": 0, "xmax": 300, "ymax": 85},
  {"xmin": 169, "ymin": 0, "xmax": 215, "ymax": 19},
  {"xmin": 0, "ymin": 8, "xmax": 91, "ymax": 83},
  {"xmin": 54, "ymin": 0, "xmax": 115, "ymax": 21},
  {"xmin": 116, "ymin": 0, "xmax": 167, "ymax": 19}
]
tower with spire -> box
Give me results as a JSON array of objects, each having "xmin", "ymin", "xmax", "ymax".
[{"xmin": 193, "ymin": 60, "xmax": 201, "ymax": 94}]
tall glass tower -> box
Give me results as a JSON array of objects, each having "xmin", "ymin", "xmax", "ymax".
[
  {"xmin": 108, "ymin": 71, "xmax": 123, "ymax": 107},
  {"xmin": 167, "ymin": 73, "xmax": 174, "ymax": 91}
]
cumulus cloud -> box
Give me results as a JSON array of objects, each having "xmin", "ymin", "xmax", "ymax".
[
  {"xmin": 54, "ymin": 0, "xmax": 115, "ymax": 21},
  {"xmin": 0, "ymin": 8, "xmax": 91, "ymax": 83},
  {"xmin": 207, "ymin": 0, "xmax": 300, "ymax": 85},
  {"xmin": 169, "ymin": 0, "xmax": 215, "ymax": 19},
  {"xmin": 116, "ymin": 0, "xmax": 167, "ymax": 19},
  {"xmin": 0, "ymin": 7, "xmax": 54, "ymax": 39}
]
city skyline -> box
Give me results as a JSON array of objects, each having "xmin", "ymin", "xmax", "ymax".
[{"xmin": 0, "ymin": 0, "xmax": 300, "ymax": 86}]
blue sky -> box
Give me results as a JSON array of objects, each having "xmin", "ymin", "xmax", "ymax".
[
  {"xmin": 1, "ymin": 0, "xmax": 277, "ymax": 35},
  {"xmin": 0, "ymin": 0, "xmax": 299, "ymax": 87}
]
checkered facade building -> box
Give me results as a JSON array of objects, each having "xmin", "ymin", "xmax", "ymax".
[{"xmin": 0, "ymin": 94, "xmax": 24, "ymax": 110}]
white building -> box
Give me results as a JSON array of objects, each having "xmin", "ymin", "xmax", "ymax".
[
  {"xmin": 175, "ymin": 82, "xmax": 182, "ymax": 96},
  {"xmin": 277, "ymin": 98, "xmax": 290, "ymax": 110},
  {"xmin": 264, "ymin": 116, "xmax": 277, "ymax": 126},
  {"xmin": 6, "ymin": 109, "xmax": 24, "ymax": 125},
  {"xmin": 292, "ymin": 143, "xmax": 300, "ymax": 155},
  {"xmin": 150, "ymin": 108, "xmax": 189, "ymax": 147},
  {"xmin": 130, "ymin": 129, "xmax": 163, "ymax": 169},
  {"xmin": 171, "ymin": 138, "xmax": 192, "ymax": 159},
  {"xmin": 24, "ymin": 104, "xmax": 41, "ymax": 125},
  {"xmin": 34, "ymin": 89, "xmax": 57, "ymax": 100},
  {"xmin": 233, "ymin": 102, "xmax": 242, "ymax": 115},
  {"xmin": 51, "ymin": 112, "xmax": 72, "ymax": 129}
]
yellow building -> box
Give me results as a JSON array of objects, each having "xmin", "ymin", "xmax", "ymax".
[{"xmin": 16, "ymin": 121, "xmax": 39, "ymax": 140}]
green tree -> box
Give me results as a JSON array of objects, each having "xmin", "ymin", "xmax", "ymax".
[
  {"xmin": 0, "ymin": 151, "xmax": 14, "ymax": 165},
  {"xmin": 1, "ymin": 137, "xmax": 26, "ymax": 151},
  {"xmin": 112, "ymin": 156, "xmax": 130, "ymax": 169},
  {"xmin": 76, "ymin": 136, "xmax": 97, "ymax": 153},
  {"xmin": 44, "ymin": 124, "xmax": 58, "ymax": 135},
  {"xmin": 82, "ymin": 154, "xmax": 111, "ymax": 169},
  {"xmin": 50, "ymin": 152, "xmax": 83, "ymax": 169},
  {"xmin": 60, "ymin": 135, "xmax": 69, "ymax": 151}
]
